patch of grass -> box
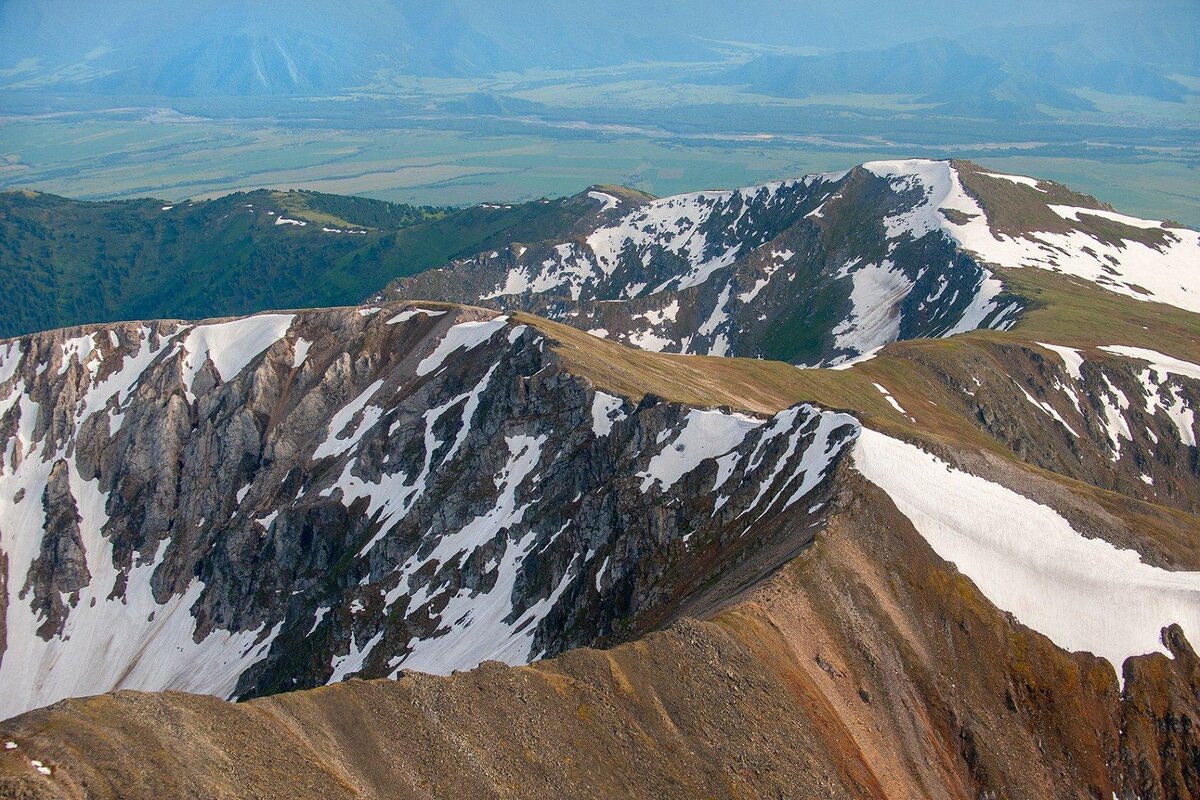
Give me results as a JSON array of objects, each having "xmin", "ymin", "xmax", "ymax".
[
  {"xmin": 589, "ymin": 184, "xmax": 658, "ymax": 203},
  {"xmin": 524, "ymin": 311, "xmax": 925, "ymax": 430},
  {"xmin": 268, "ymin": 190, "xmax": 448, "ymax": 230},
  {"xmin": 758, "ymin": 286, "xmax": 845, "ymax": 364},
  {"xmin": 955, "ymin": 159, "xmax": 1174, "ymax": 248},
  {"xmin": 989, "ymin": 267, "xmax": 1200, "ymax": 364},
  {"xmin": 956, "ymin": 160, "xmax": 1103, "ymax": 231}
]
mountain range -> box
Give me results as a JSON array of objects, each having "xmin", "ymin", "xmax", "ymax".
[
  {"xmin": 704, "ymin": 13, "xmax": 1199, "ymax": 119},
  {"xmin": 1, "ymin": 1, "xmax": 1194, "ymax": 122},
  {"xmin": 0, "ymin": 160, "xmax": 1198, "ymax": 798}
]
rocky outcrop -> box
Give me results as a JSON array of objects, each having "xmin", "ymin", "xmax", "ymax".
[
  {"xmin": 0, "ymin": 303, "xmax": 857, "ymax": 719},
  {"xmin": 382, "ymin": 159, "xmax": 1199, "ymax": 367},
  {"xmin": 14, "ymin": 460, "xmax": 90, "ymax": 641},
  {"xmin": 864, "ymin": 337, "xmax": 1200, "ymax": 515}
]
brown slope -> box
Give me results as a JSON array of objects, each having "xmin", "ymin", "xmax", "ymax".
[{"xmin": 2, "ymin": 468, "xmax": 1197, "ymax": 800}]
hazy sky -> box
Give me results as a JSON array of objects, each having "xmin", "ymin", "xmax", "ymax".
[{"xmin": 3, "ymin": 0, "xmax": 1194, "ymax": 64}]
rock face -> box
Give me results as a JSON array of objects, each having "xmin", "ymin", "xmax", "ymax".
[
  {"xmin": 0, "ymin": 303, "xmax": 857, "ymax": 719},
  {"xmin": 384, "ymin": 166, "xmax": 1020, "ymax": 366},
  {"xmin": 949, "ymin": 341, "xmax": 1200, "ymax": 512},
  {"xmin": 382, "ymin": 159, "xmax": 1199, "ymax": 366},
  {"xmin": 1, "ymin": 159, "xmax": 1199, "ymax": 799}
]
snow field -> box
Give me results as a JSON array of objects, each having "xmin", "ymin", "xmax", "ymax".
[{"xmin": 854, "ymin": 429, "xmax": 1200, "ymax": 682}]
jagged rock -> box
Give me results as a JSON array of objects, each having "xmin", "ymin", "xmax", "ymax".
[
  {"xmin": 0, "ymin": 303, "xmax": 855, "ymax": 718},
  {"xmin": 22, "ymin": 461, "xmax": 90, "ymax": 638}
]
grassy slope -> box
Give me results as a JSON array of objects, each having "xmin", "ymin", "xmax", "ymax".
[
  {"xmin": 525, "ymin": 267, "xmax": 1200, "ymax": 566},
  {"xmin": 527, "ymin": 268, "xmax": 1200, "ymax": 436},
  {"xmin": 990, "ymin": 268, "xmax": 1200, "ymax": 363},
  {"xmin": 953, "ymin": 160, "xmax": 1181, "ymax": 249}
]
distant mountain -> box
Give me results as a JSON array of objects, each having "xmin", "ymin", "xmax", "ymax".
[
  {"xmin": 6, "ymin": 159, "xmax": 1198, "ymax": 364},
  {"xmin": 0, "ymin": 0, "xmax": 713, "ymax": 93},
  {"xmin": 705, "ymin": 13, "xmax": 1198, "ymax": 120},
  {"xmin": 2, "ymin": 1, "xmax": 1192, "ymax": 96},
  {"xmin": 141, "ymin": 32, "xmax": 369, "ymax": 96},
  {"xmin": 705, "ymin": 37, "xmax": 1192, "ymax": 119},
  {"xmin": 382, "ymin": 160, "xmax": 1200, "ymax": 368},
  {"xmin": 960, "ymin": 12, "xmax": 1200, "ymax": 86},
  {"xmin": 714, "ymin": 39, "xmax": 1005, "ymax": 98}
]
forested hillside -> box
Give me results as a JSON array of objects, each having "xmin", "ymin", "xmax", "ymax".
[{"xmin": 0, "ymin": 188, "xmax": 600, "ymax": 336}]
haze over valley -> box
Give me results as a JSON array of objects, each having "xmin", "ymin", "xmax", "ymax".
[{"xmin": 2, "ymin": 0, "xmax": 1198, "ymax": 225}]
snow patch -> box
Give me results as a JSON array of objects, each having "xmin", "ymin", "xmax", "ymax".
[
  {"xmin": 979, "ymin": 172, "xmax": 1044, "ymax": 190},
  {"xmin": 180, "ymin": 314, "xmax": 294, "ymax": 399},
  {"xmin": 591, "ymin": 392, "xmax": 626, "ymax": 438},
  {"xmin": 853, "ymin": 429, "xmax": 1200, "ymax": 680},
  {"xmin": 865, "ymin": 159, "xmax": 1200, "ymax": 313},
  {"xmin": 873, "ymin": 383, "xmax": 911, "ymax": 419},
  {"xmin": 416, "ymin": 317, "xmax": 509, "ymax": 376},
  {"xmin": 397, "ymin": 434, "xmax": 553, "ymax": 674},
  {"xmin": 1039, "ymin": 343, "xmax": 1085, "ymax": 383},
  {"xmin": 1098, "ymin": 346, "xmax": 1200, "ymax": 382},
  {"xmin": 313, "ymin": 379, "xmax": 386, "ymax": 461},
  {"xmin": 291, "ymin": 338, "xmax": 312, "ymax": 369},
  {"xmin": 328, "ymin": 630, "xmax": 384, "ymax": 683},
  {"xmin": 1013, "ymin": 380, "xmax": 1078, "ymax": 436},
  {"xmin": 386, "ymin": 308, "xmax": 447, "ymax": 325},
  {"xmin": 587, "ymin": 190, "xmax": 619, "ymax": 211},
  {"xmin": 639, "ymin": 410, "xmax": 763, "ymax": 493},
  {"xmin": 832, "ymin": 260, "xmax": 913, "ymax": 357}
]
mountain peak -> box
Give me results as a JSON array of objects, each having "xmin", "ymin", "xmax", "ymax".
[
  {"xmin": 383, "ymin": 159, "xmax": 1197, "ymax": 371},
  {"xmin": 2, "ymin": 152, "xmax": 1199, "ymax": 799}
]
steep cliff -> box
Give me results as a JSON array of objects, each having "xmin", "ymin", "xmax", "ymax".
[{"xmin": 0, "ymin": 303, "xmax": 860, "ymax": 719}]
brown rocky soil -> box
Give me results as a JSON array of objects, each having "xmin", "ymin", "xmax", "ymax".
[{"xmin": 4, "ymin": 472, "xmax": 1196, "ymax": 800}]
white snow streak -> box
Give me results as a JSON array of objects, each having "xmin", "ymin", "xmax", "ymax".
[
  {"xmin": 416, "ymin": 317, "xmax": 509, "ymax": 376},
  {"xmin": 864, "ymin": 159, "xmax": 1200, "ymax": 313},
  {"xmin": 313, "ymin": 380, "xmax": 386, "ymax": 461},
  {"xmin": 638, "ymin": 409, "xmax": 762, "ymax": 493},
  {"xmin": 180, "ymin": 314, "xmax": 294, "ymax": 399}
]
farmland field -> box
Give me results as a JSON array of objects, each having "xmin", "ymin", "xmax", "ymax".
[{"xmin": 1, "ymin": 58, "xmax": 1197, "ymax": 225}]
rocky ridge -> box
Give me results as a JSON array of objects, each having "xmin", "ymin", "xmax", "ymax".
[
  {"xmin": 0, "ymin": 302, "xmax": 857, "ymax": 720},
  {"xmin": 383, "ymin": 159, "xmax": 1199, "ymax": 367},
  {"xmin": 0, "ymin": 159, "xmax": 1199, "ymax": 799}
]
